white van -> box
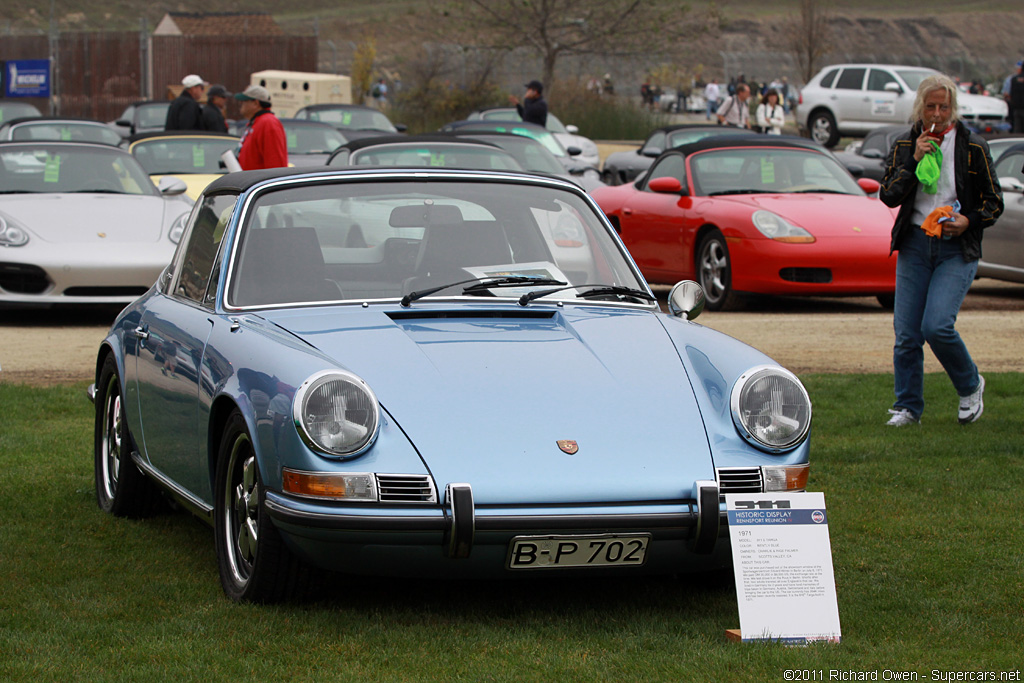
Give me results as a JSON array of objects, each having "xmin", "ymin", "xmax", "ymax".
[{"xmin": 250, "ymin": 70, "xmax": 352, "ymax": 118}]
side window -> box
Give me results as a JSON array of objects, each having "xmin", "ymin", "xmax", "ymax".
[
  {"xmin": 175, "ymin": 193, "xmax": 238, "ymax": 305},
  {"xmin": 641, "ymin": 131, "xmax": 667, "ymax": 154},
  {"xmin": 867, "ymin": 69, "xmax": 898, "ymax": 92},
  {"xmin": 995, "ymin": 153, "xmax": 1024, "ymax": 185},
  {"xmin": 644, "ymin": 154, "xmax": 687, "ymax": 189},
  {"xmin": 819, "ymin": 69, "xmax": 840, "ymax": 89},
  {"xmin": 836, "ymin": 68, "xmax": 866, "ymax": 90},
  {"xmin": 861, "ymin": 130, "xmax": 889, "ymax": 157}
]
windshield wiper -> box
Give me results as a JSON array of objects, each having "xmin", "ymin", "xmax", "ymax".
[
  {"xmin": 70, "ymin": 189, "xmax": 128, "ymax": 194},
  {"xmin": 518, "ymin": 283, "xmax": 655, "ymax": 306},
  {"xmin": 401, "ymin": 275, "xmax": 566, "ymax": 307},
  {"xmin": 707, "ymin": 189, "xmax": 772, "ymax": 196},
  {"xmin": 790, "ymin": 188, "xmax": 849, "ymax": 194}
]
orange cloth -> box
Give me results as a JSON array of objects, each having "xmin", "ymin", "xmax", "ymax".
[{"xmin": 920, "ymin": 205, "xmax": 954, "ymax": 237}]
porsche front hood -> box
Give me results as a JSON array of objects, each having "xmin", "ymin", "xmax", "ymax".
[
  {"xmin": 2, "ymin": 194, "xmax": 169, "ymax": 244},
  {"xmin": 722, "ymin": 193, "xmax": 897, "ymax": 239},
  {"xmin": 269, "ymin": 304, "xmax": 716, "ymax": 505}
]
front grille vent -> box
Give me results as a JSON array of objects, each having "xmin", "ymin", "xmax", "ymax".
[
  {"xmin": 779, "ymin": 267, "xmax": 832, "ymax": 284},
  {"xmin": 0, "ymin": 262, "xmax": 49, "ymax": 294},
  {"xmin": 717, "ymin": 467, "xmax": 763, "ymax": 494},
  {"xmin": 376, "ymin": 474, "xmax": 437, "ymax": 503},
  {"xmin": 63, "ymin": 286, "xmax": 150, "ymax": 297}
]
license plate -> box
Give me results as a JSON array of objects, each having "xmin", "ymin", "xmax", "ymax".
[{"xmin": 507, "ymin": 533, "xmax": 650, "ymax": 569}]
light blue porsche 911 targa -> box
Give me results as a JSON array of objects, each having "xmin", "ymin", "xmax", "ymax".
[{"xmin": 90, "ymin": 166, "xmax": 812, "ymax": 603}]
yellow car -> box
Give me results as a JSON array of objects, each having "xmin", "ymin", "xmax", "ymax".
[{"xmin": 128, "ymin": 131, "xmax": 239, "ymax": 200}]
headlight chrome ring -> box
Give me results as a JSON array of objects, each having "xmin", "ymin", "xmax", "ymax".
[
  {"xmin": 293, "ymin": 369, "xmax": 380, "ymax": 458},
  {"xmin": 730, "ymin": 365, "xmax": 812, "ymax": 452}
]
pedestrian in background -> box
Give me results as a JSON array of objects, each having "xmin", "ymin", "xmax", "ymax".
[
  {"xmin": 703, "ymin": 79, "xmax": 720, "ymax": 121},
  {"xmin": 756, "ymin": 89, "xmax": 786, "ymax": 135},
  {"xmin": 165, "ymin": 74, "xmax": 206, "ymax": 131},
  {"xmin": 234, "ymin": 85, "xmax": 287, "ymax": 171},
  {"xmin": 509, "ymin": 80, "xmax": 547, "ymax": 127},
  {"xmin": 879, "ymin": 73, "xmax": 1003, "ymax": 427},
  {"xmin": 1007, "ymin": 61, "xmax": 1024, "ymax": 133},
  {"xmin": 716, "ymin": 83, "xmax": 751, "ymax": 128},
  {"xmin": 202, "ymin": 84, "xmax": 231, "ymax": 133}
]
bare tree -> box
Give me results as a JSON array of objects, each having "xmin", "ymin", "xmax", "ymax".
[
  {"xmin": 788, "ymin": 0, "xmax": 832, "ymax": 83},
  {"xmin": 455, "ymin": 0, "xmax": 700, "ymax": 93}
]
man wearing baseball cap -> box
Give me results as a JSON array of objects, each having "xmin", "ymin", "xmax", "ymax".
[
  {"xmin": 201, "ymin": 84, "xmax": 232, "ymax": 133},
  {"xmin": 509, "ymin": 79, "xmax": 548, "ymax": 127},
  {"xmin": 165, "ymin": 74, "xmax": 207, "ymax": 131},
  {"xmin": 234, "ymin": 85, "xmax": 288, "ymax": 170}
]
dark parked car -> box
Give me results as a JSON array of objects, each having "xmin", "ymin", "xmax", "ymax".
[
  {"xmin": 832, "ymin": 124, "xmax": 908, "ymax": 182},
  {"xmin": 279, "ymin": 119, "xmax": 348, "ymax": 166},
  {"xmin": 326, "ymin": 134, "xmax": 522, "ymax": 171},
  {"xmin": 601, "ymin": 125, "xmax": 754, "ymax": 186},
  {"xmin": 108, "ymin": 100, "xmax": 172, "ymax": 139},
  {"xmin": 292, "ymin": 104, "xmax": 406, "ymax": 141}
]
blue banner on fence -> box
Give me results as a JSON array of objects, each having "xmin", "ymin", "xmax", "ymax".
[{"xmin": 4, "ymin": 59, "xmax": 51, "ymax": 98}]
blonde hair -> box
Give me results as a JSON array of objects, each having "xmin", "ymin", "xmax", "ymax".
[{"xmin": 910, "ymin": 74, "xmax": 959, "ymax": 125}]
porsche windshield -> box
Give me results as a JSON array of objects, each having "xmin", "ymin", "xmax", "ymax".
[
  {"xmin": 0, "ymin": 144, "xmax": 157, "ymax": 195},
  {"xmin": 690, "ymin": 147, "xmax": 865, "ymax": 197},
  {"xmin": 132, "ymin": 137, "xmax": 239, "ymax": 175},
  {"xmin": 228, "ymin": 178, "xmax": 644, "ymax": 308},
  {"xmin": 349, "ymin": 143, "xmax": 522, "ymax": 171}
]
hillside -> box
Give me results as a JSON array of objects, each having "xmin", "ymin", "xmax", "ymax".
[{"xmin": 3, "ymin": 1, "xmax": 1022, "ymax": 90}]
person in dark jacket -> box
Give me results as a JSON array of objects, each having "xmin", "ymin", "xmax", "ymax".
[
  {"xmin": 201, "ymin": 84, "xmax": 231, "ymax": 133},
  {"xmin": 879, "ymin": 73, "xmax": 1003, "ymax": 427},
  {"xmin": 509, "ymin": 80, "xmax": 548, "ymax": 127},
  {"xmin": 165, "ymin": 74, "xmax": 207, "ymax": 131}
]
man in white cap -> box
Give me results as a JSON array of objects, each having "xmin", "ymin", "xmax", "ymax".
[
  {"xmin": 234, "ymin": 84, "xmax": 288, "ymax": 170},
  {"xmin": 165, "ymin": 74, "xmax": 207, "ymax": 131}
]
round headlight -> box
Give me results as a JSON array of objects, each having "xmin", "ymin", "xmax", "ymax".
[
  {"xmin": 0, "ymin": 216, "xmax": 30, "ymax": 247},
  {"xmin": 168, "ymin": 212, "xmax": 189, "ymax": 245},
  {"xmin": 730, "ymin": 365, "xmax": 812, "ymax": 452},
  {"xmin": 293, "ymin": 370, "xmax": 380, "ymax": 457},
  {"xmin": 751, "ymin": 210, "xmax": 814, "ymax": 243}
]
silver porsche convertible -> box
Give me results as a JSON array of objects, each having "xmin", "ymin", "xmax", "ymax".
[{"xmin": 0, "ymin": 141, "xmax": 193, "ymax": 305}]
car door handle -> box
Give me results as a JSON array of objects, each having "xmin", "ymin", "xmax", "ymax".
[{"xmin": 133, "ymin": 326, "xmax": 149, "ymax": 341}]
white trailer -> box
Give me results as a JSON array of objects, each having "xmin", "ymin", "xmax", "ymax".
[{"xmin": 250, "ymin": 70, "xmax": 352, "ymax": 118}]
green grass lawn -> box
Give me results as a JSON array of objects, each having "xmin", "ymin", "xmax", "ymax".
[{"xmin": 1, "ymin": 375, "xmax": 1021, "ymax": 681}]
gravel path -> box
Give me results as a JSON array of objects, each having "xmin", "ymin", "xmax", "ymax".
[{"xmin": 2, "ymin": 280, "xmax": 1022, "ymax": 386}]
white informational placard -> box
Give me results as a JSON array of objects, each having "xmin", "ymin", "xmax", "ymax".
[{"xmin": 725, "ymin": 491, "xmax": 841, "ymax": 644}]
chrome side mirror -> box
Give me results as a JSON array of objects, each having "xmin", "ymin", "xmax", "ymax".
[
  {"xmin": 157, "ymin": 176, "xmax": 188, "ymax": 196},
  {"xmin": 668, "ymin": 280, "xmax": 705, "ymax": 320}
]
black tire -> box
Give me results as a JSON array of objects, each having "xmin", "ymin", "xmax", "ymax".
[
  {"xmin": 214, "ymin": 411, "xmax": 309, "ymax": 603},
  {"xmin": 809, "ymin": 110, "xmax": 840, "ymax": 148},
  {"xmin": 696, "ymin": 230, "xmax": 740, "ymax": 311},
  {"xmin": 877, "ymin": 293, "xmax": 895, "ymax": 310},
  {"xmin": 94, "ymin": 355, "xmax": 160, "ymax": 517}
]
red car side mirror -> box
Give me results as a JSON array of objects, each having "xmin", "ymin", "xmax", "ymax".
[{"xmin": 648, "ymin": 176, "xmax": 683, "ymax": 193}]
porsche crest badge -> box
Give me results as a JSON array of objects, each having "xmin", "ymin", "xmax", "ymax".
[{"xmin": 557, "ymin": 440, "xmax": 579, "ymax": 455}]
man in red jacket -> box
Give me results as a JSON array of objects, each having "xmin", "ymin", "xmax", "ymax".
[{"xmin": 234, "ymin": 85, "xmax": 288, "ymax": 170}]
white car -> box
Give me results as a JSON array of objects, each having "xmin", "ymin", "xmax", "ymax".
[
  {"xmin": 0, "ymin": 141, "xmax": 192, "ymax": 306},
  {"xmin": 797, "ymin": 64, "xmax": 1008, "ymax": 147},
  {"xmin": 467, "ymin": 107, "xmax": 600, "ymax": 168}
]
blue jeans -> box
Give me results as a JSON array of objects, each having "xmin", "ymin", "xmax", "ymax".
[
  {"xmin": 706, "ymin": 99, "xmax": 717, "ymax": 120},
  {"xmin": 892, "ymin": 227, "xmax": 979, "ymax": 417}
]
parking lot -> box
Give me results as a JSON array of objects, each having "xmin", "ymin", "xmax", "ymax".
[{"xmin": 2, "ymin": 278, "xmax": 1021, "ymax": 386}]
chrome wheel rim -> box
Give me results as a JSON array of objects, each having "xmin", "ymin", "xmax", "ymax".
[
  {"xmin": 100, "ymin": 376, "xmax": 122, "ymax": 501},
  {"xmin": 699, "ymin": 239, "xmax": 729, "ymax": 303},
  {"xmin": 224, "ymin": 432, "xmax": 259, "ymax": 586},
  {"xmin": 811, "ymin": 116, "xmax": 832, "ymax": 145}
]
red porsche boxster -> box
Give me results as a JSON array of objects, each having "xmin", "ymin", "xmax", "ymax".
[{"xmin": 591, "ymin": 136, "xmax": 898, "ymax": 310}]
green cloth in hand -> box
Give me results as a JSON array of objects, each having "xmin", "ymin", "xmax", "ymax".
[{"xmin": 915, "ymin": 141, "xmax": 942, "ymax": 194}]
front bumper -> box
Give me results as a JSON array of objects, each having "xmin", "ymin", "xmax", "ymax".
[{"xmin": 264, "ymin": 480, "xmax": 726, "ymax": 578}]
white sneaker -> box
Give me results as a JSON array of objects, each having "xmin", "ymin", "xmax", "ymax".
[
  {"xmin": 886, "ymin": 408, "xmax": 919, "ymax": 427},
  {"xmin": 958, "ymin": 375, "xmax": 985, "ymax": 424}
]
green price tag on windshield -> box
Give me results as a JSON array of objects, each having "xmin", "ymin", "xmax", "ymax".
[
  {"xmin": 342, "ymin": 112, "xmax": 352, "ymax": 125},
  {"xmin": 760, "ymin": 158, "xmax": 775, "ymax": 184},
  {"xmin": 193, "ymin": 145, "xmax": 205, "ymax": 168},
  {"xmin": 44, "ymin": 155, "xmax": 61, "ymax": 183},
  {"xmin": 430, "ymin": 152, "xmax": 446, "ymax": 167},
  {"xmin": 61, "ymin": 128, "xmax": 72, "ymax": 141},
  {"xmin": 287, "ymin": 132, "xmax": 298, "ymax": 149}
]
